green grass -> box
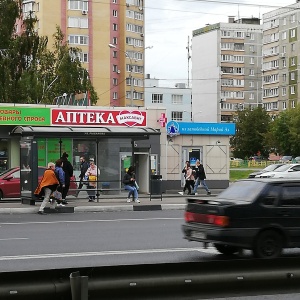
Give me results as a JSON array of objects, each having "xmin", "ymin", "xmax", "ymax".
[{"xmin": 230, "ymin": 169, "xmax": 254, "ymax": 181}]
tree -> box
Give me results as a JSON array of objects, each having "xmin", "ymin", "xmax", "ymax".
[
  {"xmin": 0, "ymin": 1, "xmax": 98, "ymax": 104},
  {"xmin": 230, "ymin": 107, "xmax": 271, "ymax": 159}
]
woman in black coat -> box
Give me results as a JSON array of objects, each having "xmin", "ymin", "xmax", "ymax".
[{"xmin": 60, "ymin": 152, "xmax": 74, "ymax": 204}]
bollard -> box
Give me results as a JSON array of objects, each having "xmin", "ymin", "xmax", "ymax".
[{"xmin": 70, "ymin": 271, "xmax": 88, "ymax": 300}]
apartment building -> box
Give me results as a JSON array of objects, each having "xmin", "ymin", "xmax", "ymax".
[
  {"xmin": 21, "ymin": 0, "xmax": 145, "ymax": 107},
  {"xmin": 192, "ymin": 17, "xmax": 263, "ymax": 123},
  {"xmin": 144, "ymin": 75, "xmax": 192, "ymax": 122},
  {"xmin": 262, "ymin": 0, "xmax": 300, "ymax": 114}
]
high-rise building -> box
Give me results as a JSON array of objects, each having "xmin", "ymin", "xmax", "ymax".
[
  {"xmin": 192, "ymin": 17, "xmax": 263, "ymax": 123},
  {"xmin": 21, "ymin": 0, "xmax": 145, "ymax": 107},
  {"xmin": 262, "ymin": 1, "xmax": 300, "ymax": 115}
]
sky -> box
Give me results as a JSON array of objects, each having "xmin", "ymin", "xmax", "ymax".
[{"xmin": 145, "ymin": 0, "xmax": 296, "ymax": 87}]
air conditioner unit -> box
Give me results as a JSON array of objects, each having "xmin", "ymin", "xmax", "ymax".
[
  {"xmin": 126, "ymin": 3, "xmax": 130, "ymax": 7},
  {"xmin": 82, "ymin": 10, "xmax": 87, "ymax": 15},
  {"xmin": 117, "ymin": 70, "xmax": 121, "ymax": 74},
  {"xmin": 280, "ymin": 53, "xmax": 286, "ymax": 58},
  {"xmin": 138, "ymin": 7, "xmax": 143, "ymax": 11},
  {"xmin": 140, "ymin": 33, "xmax": 144, "ymax": 37}
]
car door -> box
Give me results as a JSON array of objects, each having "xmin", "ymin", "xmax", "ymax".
[
  {"xmin": 2, "ymin": 170, "xmax": 21, "ymax": 198},
  {"xmin": 277, "ymin": 183, "xmax": 300, "ymax": 245},
  {"xmin": 286, "ymin": 165, "xmax": 300, "ymax": 178}
]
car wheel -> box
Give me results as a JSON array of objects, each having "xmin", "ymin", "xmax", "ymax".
[
  {"xmin": 214, "ymin": 243, "xmax": 239, "ymax": 255},
  {"xmin": 253, "ymin": 230, "xmax": 283, "ymax": 259}
]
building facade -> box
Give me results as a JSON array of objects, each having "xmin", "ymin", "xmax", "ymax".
[
  {"xmin": 21, "ymin": 0, "xmax": 145, "ymax": 107},
  {"xmin": 192, "ymin": 17, "xmax": 263, "ymax": 123},
  {"xmin": 144, "ymin": 75, "xmax": 192, "ymax": 122},
  {"xmin": 262, "ymin": 1, "xmax": 300, "ymax": 115}
]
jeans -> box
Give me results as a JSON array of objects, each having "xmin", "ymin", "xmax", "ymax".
[
  {"xmin": 193, "ymin": 178, "xmax": 210, "ymax": 193},
  {"xmin": 124, "ymin": 185, "xmax": 138, "ymax": 200},
  {"xmin": 87, "ymin": 185, "xmax": 96, "ymax": 199}
]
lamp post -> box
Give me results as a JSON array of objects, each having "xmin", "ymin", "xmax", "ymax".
[{"xmin": 108, "ymin": 44, "xmax": 134, "ymax": 106}]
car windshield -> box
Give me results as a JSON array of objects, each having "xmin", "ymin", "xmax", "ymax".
[
  {"xmin": 0, "ymin": 168, "xmax": 15, "ymax": 177},
  {"xmin": 273, "ymin": 164, "xmax": 292, "ymax": 172},
  {"xmin": 263, "ymin": 164, "xmax": 281, "ymax": 172},
  {"xmin": 216, "ymin": 180, "xmax": 266, "ymax": 202}
]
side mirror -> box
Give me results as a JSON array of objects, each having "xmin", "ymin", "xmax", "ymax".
[{"xmin": 4, "ymin": 176, "xmax": 13, "ymax": 180}]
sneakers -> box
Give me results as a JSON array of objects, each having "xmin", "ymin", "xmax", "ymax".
[
  {"xmin": 62, "ymin": 200, "xmax": 68, "ymax": 205},
  {"xmin": 57, "ymin": 203, "xmax": 65, "ymax": 207},
  {"xmin": 134, "ymin": 199, "xmax": 140, "ymax": 203},
  {"xmin": 207, "ymin": 191, "xmax": 211, "ymax": 195},
  {"xmin": 178, "ymin": 191, "xmax": 184, "ymax": 195},
  {"xmin": 37, "ymin": 211, "xmax": 47, "ymax": 215},
  {"xmin": 195, "ymin": 193, "xmax": 198, "ymax": 195},
  {"xmin": 126, "ymin": 198, "xmax": 132, "ymax": 203}
]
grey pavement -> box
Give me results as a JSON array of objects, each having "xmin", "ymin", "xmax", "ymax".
[{"xmin": 0, "ymin": 189, "xmax": 224, "ymax": 214}]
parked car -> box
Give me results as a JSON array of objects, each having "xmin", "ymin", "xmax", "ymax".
[
  {"xmin": 0, "ymin": 167, "xmax": 77, "ymax": 200},
  {"xmin": 279, "ymin": 155, "xmax": 293, "ymax": 163},
  {"xmin": 255, "ymin": 163, "xmax": 300, "ymax": 178},
  {"xmin": 248, "ymin": 164, "xmax": 284, "ymax": 178},
  {"xmin": 182, "ymin": 178, "xmax": 300, "ymax": 258},
  {"xmin": 294, "ymin": 156, "xmax": 300, "ymax": 162}
]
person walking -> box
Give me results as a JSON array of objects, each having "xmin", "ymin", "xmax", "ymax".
[
  {"xmin": 60, "ymin": 152, "xmax": 74, "ymax": 204},
  {"xmin": 34, "ymin": 162, "xmax": 59, "ymax": 215},
  {"xmin": 191, "ymin": 160, "xmax": 211, "ymax": 195},
  {"xmin": 76, "ymin": 156, "xmax": 89, "ymax": 197},
  {"xmin": 85, "ymin": 158, "xmax": 100, "ymax": 202},
  {"xmin": 178, "ymin": 161, "xmax": 193, "ymax": 195},
  {"xmin": 55, "ymin": 159, "xmax": 66, "ymax": 206},
  {"xmin": 123, "ymin": 165, "xmax": 139, "ymax": 203}
]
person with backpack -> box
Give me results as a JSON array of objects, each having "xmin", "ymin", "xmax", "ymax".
[
  {"xmin": 60, "ymin": 152, "xmax": 74, "ymax": 204},
  {"xmin": 55, "ymin": 159, "xmax": 65, "ymax": 206}
]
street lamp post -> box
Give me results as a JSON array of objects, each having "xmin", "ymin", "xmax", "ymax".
[{"xmin": 108, "ymin": 44, "xmax": 134, "ymax": 106}]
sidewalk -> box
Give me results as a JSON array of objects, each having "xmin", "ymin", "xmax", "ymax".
[{"xmin": 0, "ymin": 189, "xmax": 224, "ymax": 214}]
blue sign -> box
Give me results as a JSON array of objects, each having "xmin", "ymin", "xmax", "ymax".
[{"xmin": 166, "ymin": 122, "xmax": 235, "ymax": 136}]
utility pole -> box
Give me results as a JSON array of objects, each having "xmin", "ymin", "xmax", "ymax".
[{"xmin": 186, "ymin": 36, "xmax": 191, "ymax": 88}]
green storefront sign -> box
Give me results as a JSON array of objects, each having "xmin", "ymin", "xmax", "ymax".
[{"xmin": 0, "ymin": 107, "xmax": 50, "ymax": 126}]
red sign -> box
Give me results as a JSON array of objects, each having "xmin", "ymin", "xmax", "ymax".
[
  {"xmin": 51, "ymin": 109, "xmax": 147, "ymax": 127},
  {"xmin": 158, "ymin": 113, "xmax": 167, "ymax": 127}
]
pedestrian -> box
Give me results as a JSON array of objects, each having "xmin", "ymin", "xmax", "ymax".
[
  {"xmin": 123, "ymin": 165, "xmax": 140, "ymax": 203},
  {"xmin": 178, "ymin": 161, "xmax": 190, "ymax": 195},
  {"xmin": 34, "ymin": 162, "xmax": 59, "ymax": 215},
  {"xmin": 76, "ymin": 156, "xmax": 89, "ymax": 197},
  {"xmin": 191, "ymin": 160, "xmax": 211, "ymax": 195},
  {"xmin": 60, "ymin": 152, "xmax": 74, "ymax": 204},
  {"xmin": 55, "ymin": 159, "xmax": 66, "ymax": 206},
  {"xmin": 85, "ymin": 158, "xmax": 100, "ymax": 202}
]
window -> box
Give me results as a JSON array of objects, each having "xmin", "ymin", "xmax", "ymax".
[
  {"xmin": 113, "ymin": 50, "xmax": 117, "ymax": 58},
  {"xmin": 291, "ymin": 57, "xmax": 296, "ymax": 66},
  {"xmin": 283, "ymin": 73, "xmax": 287, "ymax": 82},
  {"xmin": 283, "ymin": 17, "xmax": 287, "ymax": 25},
  {"xmin": 113, "ymin": 78, "xmax": 118, "ymax": 86},
  {"xmin": 152, "ymin": 94, "xmax": 163, "ymax": 104},
  {"xmin": 283, "ymin": 59, "xmax": 286, "ymax": 68},
  {"xmin": 291, "ymin": 43, "xmax": 295, "ymax": 51},
  {"xmin": 113, "ymin": 10, "xmax": 118, "ymax": 17},
  {"xmin": 291, "ymin": 29, "xmax": 296, "ymax": 38},
  {"xmin": 171, "ymin": 111, "xmax": 183, "ymax": 121},
  {"xmin": 249, "ymin": 81, "xmax": 254, "ymax": 88},
  {"xmin": 68, "ymin": 0, "xmax": 88, "ymax": 11},
  {"xmin": 282, "ymin": 87, "xmax": 286, "ymax": 96},
  {"xmin": 282, "ymin": 45, "xmax": 286, "ymax": 53},
  {"xmin": 68, "ymin": 35, "xmax": 89, "ymax": 45},
  {"xmin": 292, "ymin": 100, "xmax": 295, "ymax": 108},
  {"xmin": 291, "ymin": 86, "xmax": 296, "ymax": 94},
  {"xmin": 249, "ymin": 45, "xmax": 255, "ymax": 52},
  {"xmin": 68, "ymin": 17, "xmax": 88, "ymax": 28},
  {"xmin": 113, "ymin": 37, "xmax": 117, "ymax": 44},
  {"xmin": 250, "ymin": 33, "xmax": 255, "ymax": 40},
  {"xmin": 281, "ymin": 186, "xmax": 300, "ymax": 206},
  {"xmin": 283, "ymin": 101, "xmax": 287, "ymax": 110},
  {"xmin": 291, "ymin": 14, "xmax": 296, "ymax": 23},
  {"xmin": 249, "ymin": 69, "xmax": 255, "ymax": 76},
  {"xmin": 113, "ymin": 64, "xmax": 118, "ymax": 72},
  {"xmin": 291, "ymin": 72, "xmax": 296, "ymax": 81},
  {"xmin": 249, "ymin": 92, "xmax": 254, "ymax": 100},
  {"xmin": 282, "ymin": 31, "xmax": 287, "ymax": 40},
  {"xmin": 172, "ymin": 94, "xmax": 183, "ymax": 105},
  {"xmin": 250, "ymin": 57, "xmax": 254, "ymax": 64},
  {"xmin": 113, "ymin": 0, "xmax": 117, "ymax": 3},
  {"xmin": 113, "ymin": 23, "xmax": 118, "ymax": 31},
  {"xmin": 113, "ymin": 92, "xmax": 118, "ymax": 99}
]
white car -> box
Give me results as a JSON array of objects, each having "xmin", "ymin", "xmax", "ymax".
[{"xmin": 256, "ymin": 164, "xmax": 300, "ymax": 178}]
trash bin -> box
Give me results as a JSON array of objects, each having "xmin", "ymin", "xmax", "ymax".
[{"xmin": 150, "ymin": 175, "xmax": 162, "ymax": 201}]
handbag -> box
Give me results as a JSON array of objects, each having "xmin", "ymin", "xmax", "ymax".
[
  {"xmin": 52, "ymin": 190, "xmax": 62, "ymax": 201},
  {"xmin": 135, "ymin": 181, "xmax": 139, "ymax": 191}
]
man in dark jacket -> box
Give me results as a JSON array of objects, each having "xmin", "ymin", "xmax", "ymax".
[
  {"xmin": 191, "ymin": 160, "xmax": 211, "ymax": 195},
  {"xmin": 76, "ymin": 156, "xmax": 89, "ymax": 197},
  {"xmin": 60, "ymin": 152, "xmax": 74, "ymax": 204},
  {"xmin": 123, "ymin": 166, "xmax": 139, "ymax": 203}
]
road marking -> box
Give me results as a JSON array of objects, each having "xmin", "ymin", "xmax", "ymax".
[
  {"xmin": 0, "ymin": 247, "xmax": 218, "ymax": 261},
  {"xmin": 0, "ymin": 217, "xmax": 182, "ymax": 226},
  {"xmin": 0, "ymin": 238, "xmax": 28, "ymax": 241}
]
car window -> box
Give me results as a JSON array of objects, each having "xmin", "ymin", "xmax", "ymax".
[
  {"xmin": 217, "ymin": 180, "xmax": 266, "ymax": 202},
  {"xmin": 280, "ymin": 186, "xmax": 300, "ymax": 206},
  {"xmin": 264, "ymin": 164, "xmax": 282, "ymax": 172},
  {"xmin": 290, "ymin": 165, "xmax": 300, "ymax": 172},
  {"xmin": 11, "ymin": 170, "xmax": 20, "ymax": 179},
  {"xmin": 274, "ymin": 164, "xmax": 292, "ymax": 172},
  {"xmin": 260, "ymin": 185, "xmax": 281, "ymax": 206}
]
